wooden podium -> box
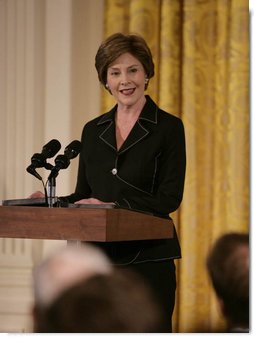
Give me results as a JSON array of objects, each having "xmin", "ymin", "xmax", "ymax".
[{"xmin": 0, "ymin": 200, "xmax": 174, "ymax": 242}]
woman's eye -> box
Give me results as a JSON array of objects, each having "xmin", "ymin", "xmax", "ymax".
[
  {"xmin": 111, "ymin": 71, "xmax": 120, "ymax": 76},
  {"xmin": 130, "ymin": 68, "xmax": 138, "ymax": 73}
]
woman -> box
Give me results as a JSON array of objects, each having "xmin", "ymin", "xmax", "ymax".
[
  {"xmin": 65, "ymin": 33, "xmax": 185, "ymax": 332},
  {"xmin": 33, "ymin": 33, "xmax": 186, "ymax": 331}
]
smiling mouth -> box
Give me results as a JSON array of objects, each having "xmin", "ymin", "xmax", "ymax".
[{"xmin": 120, "ymin": 88, "xmax": 136, "ymax": 95}]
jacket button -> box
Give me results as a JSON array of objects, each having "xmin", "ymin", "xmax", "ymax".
[{"xmin": 111, "ymin": 168, "xmax": 117, "ymax": 175}]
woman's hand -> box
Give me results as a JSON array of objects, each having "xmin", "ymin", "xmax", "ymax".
[
  {"xmin": 75, "ymin": 198, "xmax": 114, "ymax": 205},
  {"xmin": 28, "ymin": 191, "xmax": 45, "ymax": 199}
]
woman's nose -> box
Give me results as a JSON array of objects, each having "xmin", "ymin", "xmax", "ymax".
[
  {"xmin": 121, "ymin": 80, "xmax": 130, "ymax": 85},
  {"xmin": 120, "ymin": 73, "xmax": 130, "ymax": 85}
]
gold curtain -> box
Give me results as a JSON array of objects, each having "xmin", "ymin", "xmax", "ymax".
[{"xmin": 102, "ymin": 0, "xmax": 249, "ymax": 332}]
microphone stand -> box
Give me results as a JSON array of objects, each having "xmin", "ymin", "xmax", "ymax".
[{"xmin": 47, "ymin": 176, "xmax": 56, "ymax": 208}]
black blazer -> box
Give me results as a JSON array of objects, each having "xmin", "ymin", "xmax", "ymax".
[{"xmin": 64, "ymin": 96, "xmax": 186, "ymax": 264}]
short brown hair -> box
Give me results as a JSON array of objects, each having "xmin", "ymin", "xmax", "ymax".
[
  {"xmin": 95, "ymin": 33, "xmax": 155, "ymax": 89},
  {"xmin": 206, "ymin": 232, "xmax": 249, "ymax": 327},
  {"xmin": 36, "ymin": 269, "xmax": 167, "ymax": 333}
]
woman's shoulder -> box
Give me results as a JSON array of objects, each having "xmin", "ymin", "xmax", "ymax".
[
  {"xmin": 81, "ymin": 109, "xmax": 115, "ymax": 140},
  {"xmin": 85, "ymin": 107, "xmax": 116, "ymax": 128},
  {"xmin": 83, "ymin": 112, "xmax": 112, "ymax": 130},
  {"xmin": 158, "ymin": 108, "xmax": 182, "ymax": 123},
  {"xmin": 155, "ymin": 108, "xmax": 184, "ymax": 135},
  {"xmin": 145, "ymin": 95, "xmax": 183, "ymax": 125},
  {"xmin": 154, "ymin": 107, "xmax": 185, "ymax": 139}
]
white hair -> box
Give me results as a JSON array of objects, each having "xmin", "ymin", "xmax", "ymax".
[{"xmin": 33, "ymin": 243, "xmax": 112, "ymax": 308}]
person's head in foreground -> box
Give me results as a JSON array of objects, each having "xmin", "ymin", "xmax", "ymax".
[
  {"xmin": 32, "ymin": 243, "xmax": 113, "ymax": 331},
  {"xmin": 206, "ymin": 232, "xmax": 249, "ymax": 332},
  {"xmin": 35, "ymin": 268, "xmax": 167, "ymax": 333}
]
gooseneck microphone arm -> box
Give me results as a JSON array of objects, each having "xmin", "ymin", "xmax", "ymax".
[
  {"xmin": 48, "ymin": 140, "xmax": 82, "ymax": 180},
  {"xmin": 26, "ymin": 139, "xmax": 61, "ymax": 207},
  {"xmin": 26, "ymin": 139, "xmax": 81, "ymax": 208},
  {"xmin": 46, "ymin": 140, "xmax": 81, "ymax": 207},
  {"xmin": 26, "ymin": 139, "xmax": 61, "ymax": 180}
]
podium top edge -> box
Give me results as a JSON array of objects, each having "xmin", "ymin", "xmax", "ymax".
[{"xmin": 1, "ymin": 198, "xmax": 115, "ymax": 209}]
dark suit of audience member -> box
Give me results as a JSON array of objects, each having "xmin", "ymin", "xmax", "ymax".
[
  {"xmin": 206, "ymin": 232, "xmax": 249, "ymax": 333},
  {"xmin": 34, "ymin": 269, "xmax": 168, "ymax": 333}
]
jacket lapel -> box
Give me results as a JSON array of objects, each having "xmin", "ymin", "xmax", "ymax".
[
  {"xmin": 98, "ymin": 107, "xmax": 117, "ymax": 150},
  {"xmin": 97, "ymin": 96, "xmax": 158, "ymax": 154},
  {"xmin": 118, "ymin": 121, "xmax": 149, "ymax": 154}
]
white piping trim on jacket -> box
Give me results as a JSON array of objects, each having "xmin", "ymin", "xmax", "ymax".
[
  {"xmin": 114, "ymin": 255, "xmax": 181, "ymax": 266},
  {"xmin": 115, "ymin": 150, "xmax": 160, "ymax": 196},
  {"xmin": 139, "ymin": 105, "xmax": 158, "ymax": 124},
  {"xmin": 99, "ymin": 121, "xmax": 116, "ymax": 150},
  {"xmin": 113, "ymin": 250, "xmax": 142, "ymax": 266},
  {"xmin": 150, "ymin": 152, "xmax": 161, "ymax": 194},
  {"xmin": 116, "ymin": 174, "xmax": 153, "ymax": 196},
  {"xmin": 122, "ymin": 198, "xmax": 131, "ymax": 208},
  {"xmin": 132, "ymin": 255, "xmax": 181, "ymax": 264},
  {"xmin": 118, "ymin": 121, "xmax": 149, "ymax": 155}
]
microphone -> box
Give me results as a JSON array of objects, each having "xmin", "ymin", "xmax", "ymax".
[
  {"xmin": 26, "ymin": 139, "xmax": 61, "ymax": 180},
  {"xmin": 48, "ymin": 140, "xmax": 82, "ymax": 180}
]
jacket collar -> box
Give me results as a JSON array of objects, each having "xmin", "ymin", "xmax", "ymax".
[
  {"xmin": 97, "ymin": 96, "xmax": 158, "ymax": 125},
  {"xmin": 97, "ymin": 95, "xmax": 158, "ymax": 153}
]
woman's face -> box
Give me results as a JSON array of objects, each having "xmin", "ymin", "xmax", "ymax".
[{"xmin": 106, "ymin": 52, "xmax": 147, "ymax": 108}]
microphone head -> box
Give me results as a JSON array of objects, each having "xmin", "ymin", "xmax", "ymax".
[
  {"xmin": 48, "ymin": 140, "xmax": 81, "ymax": 180},
  {"xmin": 64, "ymin": 140, "xmax": 82, "ymax": 160},
  {"xmin": 42, "ymin": 139, "xmax": 61, "ymax": 158},
  {"xmin": 54, "ymin": 154, "xmax": 70, "ymax": 170},
  {"xmin": 31, "ymin": 153, "xmax": 46, "ymax": 168}
]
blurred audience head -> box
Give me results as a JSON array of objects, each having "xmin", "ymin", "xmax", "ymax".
[
  {"xmin": 206, "ymin": 232, "xmax": 249, "ymax": 332},
  {"xmin": 32, "ymin": 244, "xmax": 112, "ymax": 330},
  {"xmin": 35, "ymin": 268, "xmax": 167, "ymax": 333}
]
